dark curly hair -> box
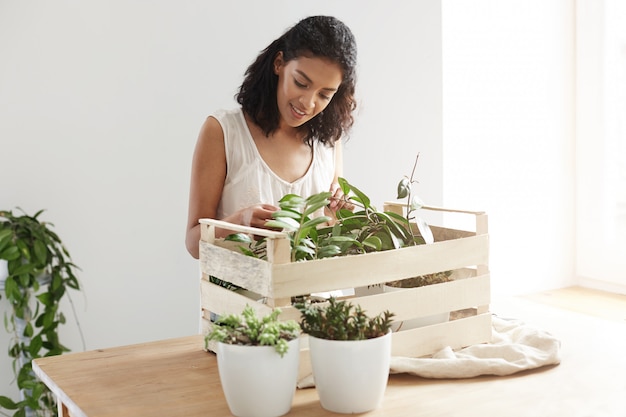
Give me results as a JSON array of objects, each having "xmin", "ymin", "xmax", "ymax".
[{"xmin": 236, "ymin": 16, "xmax": 357, "ymax": 147}]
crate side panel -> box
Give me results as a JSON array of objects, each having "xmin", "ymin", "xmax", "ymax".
[
  {"xmin": 271, "ymin": 234, "xmax": 489, "ymax": 298},
  {"xmin": 199, "ymin": 241, "xmax": 272, "ymax": 296},
  {"xmin": 391, "ymin": 313, "xmax": 492, "ymax": 358}
]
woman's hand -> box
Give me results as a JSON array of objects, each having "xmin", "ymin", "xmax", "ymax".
[
  {"xmin": 236, "ymin": 204, "xmax": 280, "ymax": 229},
  {"xmin": 328, "ymin": 182, "xmax": 354, "ymax": 213}
]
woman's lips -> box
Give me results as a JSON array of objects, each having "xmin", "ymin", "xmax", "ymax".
[{"xmin": 290, "ymin": 103, "xmax": 307, "ymax": 120}]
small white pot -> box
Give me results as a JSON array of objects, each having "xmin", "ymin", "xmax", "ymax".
[
  {"xmin": 216, "ymin": 338, "xmax": 299, "ymax": 417},
  {"xmin": 0, "ymin": 259, "xmax": 8, "ymax": 290},
  {"xmin": 308, "ymin": 332, "xmax": 391, "ymax": 414},
  {"xmin": 384, "ymin": 285, "xmax": 450, "ymax": 330}
]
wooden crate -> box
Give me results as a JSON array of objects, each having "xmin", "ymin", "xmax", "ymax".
[{"xmin": 199, "ymin": 204, "xmax": 490, "ymax": 379}]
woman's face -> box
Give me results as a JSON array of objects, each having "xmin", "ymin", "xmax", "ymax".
[{"xmin": 274, "ymin": 52, "xmax": 343, "ymax": 129}]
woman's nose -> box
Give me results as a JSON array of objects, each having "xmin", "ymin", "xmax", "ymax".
[{"xmin": 299, "ymin": 92, "xmax": 315, "ymax": 110}]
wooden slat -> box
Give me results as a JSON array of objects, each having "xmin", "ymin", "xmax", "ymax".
[
  {"xmin": 390, "ymin": 313, "xmax": 493, "ymax": 357},
  {"xmin": 353, "ymin": 274, "xmax": 491, "ymax": 321},
  {"xmin": 270, "ymin": 234, "xmax": 489, "ymax": 298},
  {"xmin": 200, "ymin": 277, "xmax": 272, "ymax": 317},
  {"xmin": 199, "ymin": 218, "xmax": 287, "ymax": 238},
  {"xmin": 383, "ymin": 201, "xmax": 486, "ymax": 216}
]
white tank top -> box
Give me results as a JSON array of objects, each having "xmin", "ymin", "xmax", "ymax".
[{"xmin": 212, "ymin": 108, "xmax": 337, "ymax": 219}]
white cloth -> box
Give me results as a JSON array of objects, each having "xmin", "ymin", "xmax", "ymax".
[
  {"xmin": 298, "ymin": 315, "xmax": 561, "ymax": 388},
  {"xmin": 389, "ymin": 315, "xmax": 561, "ymax": 379},
  {"xmin": 211, "ymin": 108, "xmax": 336, "ymax": 219}
]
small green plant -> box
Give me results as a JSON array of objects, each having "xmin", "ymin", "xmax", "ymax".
[
  {"xmin": 0, "ymin": 208, "xmax": 83, "ymax": 417},
  {"xmin": 205, "ymin": 305, "xmax": 300, "ymax": 357},
  {"xmin": 296, "ymin": 297, "xmax": 394, "ymax": 341}
]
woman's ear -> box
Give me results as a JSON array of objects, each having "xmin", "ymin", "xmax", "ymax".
[{"xmin": 273, "ymin": 51, "xmax": 284, "ymax": 75}]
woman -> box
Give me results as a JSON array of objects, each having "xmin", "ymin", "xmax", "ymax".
[{"xmin": 186, "ymin": 16, "xmax": 358, "ymax": 259}]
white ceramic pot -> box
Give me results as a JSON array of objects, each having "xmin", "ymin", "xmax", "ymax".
[
  {"xmin": 216, "ymin": 338, "xmax": 300, "ymax": 417},
  {"xmin": 384, "ymin": 285, "xmax": 450, "ymax": 330},
  {"xmin": 308, "ymin": 331, "xmax": 391, "ymax": 414},
  {"xmin": 0, "ymin": 259, "xmax": 8, "ymax": 290}
]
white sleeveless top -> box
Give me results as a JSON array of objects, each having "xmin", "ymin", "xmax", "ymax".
[{"xmin": 212, "ymin": 108, "xmax": 337, "ymax": 219}]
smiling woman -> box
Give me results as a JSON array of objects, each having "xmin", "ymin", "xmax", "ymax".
[{"xmin": 185, "ymin": 15, "xmax": 359, "ymax": 259}]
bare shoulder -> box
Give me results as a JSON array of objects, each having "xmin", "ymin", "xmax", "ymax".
[{"xmin": 198, "ymin": 116, "xmax": 224, "ymax": 146}]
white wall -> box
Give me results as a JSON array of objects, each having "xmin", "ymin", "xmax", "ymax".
[
  {"xmin": 0, "ymin": 0, "xmax": 443, "ymax": 400},
  {"xmin": 441, "ymin": 0, "xmax": 576, "ymax": 296},
  {"xmin": 576, "ymin": 0, "xmax": 626, "ymax": 293}
]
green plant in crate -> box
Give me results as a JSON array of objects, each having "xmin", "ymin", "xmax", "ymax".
[
  {"xmin": 227, "ymin": 174, "xmax": 427, "ymax": 262},
  {"xmin": 0, "ymin": 209, "xmax": 83, "ymax": 417}
]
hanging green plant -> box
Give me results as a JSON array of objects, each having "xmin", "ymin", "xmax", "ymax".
[{"xmin": 0, "ymin": 208, "xmax": 83, "ymax": 417}]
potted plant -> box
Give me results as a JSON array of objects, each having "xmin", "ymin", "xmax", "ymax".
[
  {"xmin": 0, "ymin": 208, "xmax": 83, "ymax": 417},
  {"xmin": 205, "ymin": 305, "xmax": 301, "ymax": 417},
  {"xmin": 296, "ymin": 298, "xmax": 394, "ymax": 414}
]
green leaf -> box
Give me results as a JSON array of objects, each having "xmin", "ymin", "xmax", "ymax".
[
  {"xmin": 345, "ymin": 181, "xmax": 370, "ymax": 208},
  {"xmin": 293, "ymin": 245, "xmax": 315, "ymax": 256},
  {"xmin": 29, "ymin": 335, "xmax": 43, "ymax": 357},
  {"xmin": 0, "ymin": 245, "xmax": 20, "ymax": 261},
  {"xmin": 224, "ymin": 233, "xmax": 252, "ymax": 244},
  {"xmin": 305, "ymin": 191, "xmax": 332, "ymax": 206},
  {"xmin": 415, "ymin": 217, "xmax": 434, "ymax": 244},
  {"xmin": 237, "ymin": 246, "xmax": 257, "ymax": 257},
  {"xmin": 278, "ymin": 194, "xmax": 305, "ymax": 208},
  {"xmin": 265, "ymin": 218, "xmax": 300, "ymax": 231},
  {"xmin": 362, "ymin": 235, "xmax": 383, "ymax": 251},
  {"xmin": 409, "ymin": 195, "xmax": 424, "ymax": 211},
  {"xmin": 0, "ymin": 395, "xmax": 18, "ymax": 410},
  {"xmin": 337, "ymin": 177, "xmax": 350, "ymax": 195},
  {"xmin": 303, "ymin": 201, "xmax": 330, "ymax": 217},
  {"xmin": 301, "ymin": 216, "xmax": 331, "ymax": 230},
  {"xmin": 317, "ymin": 246, "xmax": 341, "ymax": 258},
  {"xmin": 327, "ymin": 235, "xmax": 357, "ymax": 243},
  {"xmin": 11, "ymin": 262, "xmax": 36, "ymax": 276},
  {"xmin": 397, "ymin": 177, "xmax": 410, "ymax": 199},
  {"xmin": 4, "ymin": 276, "xmax": 21, "ymax": 301},
  {"xmin": 271, "ymin": 209, "xmax": 302, "ymax": 220},
  {"xmin": 30, "ymin": 382, "xmax": 45, "ymax": 404},
  {"xmin": 0, "ymin": 229, "xmax": 12, "ymax": 252},
  {"xmin": 36, "ymin": 292, "xmax": 53, "ymax": 307},
  {"xmin": 23, "ymin": 322, "xmax": 34, "ymax": 338},
  {"xmin": 33, "ymin": 240, "xmax": 48, "ymax": 265}
]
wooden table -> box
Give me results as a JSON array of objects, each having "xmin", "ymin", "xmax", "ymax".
[{"xmin": 33, "ymin": 290, "xmax": 626, "ymax": 417}]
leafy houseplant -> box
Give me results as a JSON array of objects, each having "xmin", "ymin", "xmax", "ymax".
[
  {"xmin": 205, "ymin": 305, "xmax": 300, "ymax": 356},
  {"xmin": 0, "ymin": 209, "xmax": 82, "ymax": 417},
  {"xmin": 296, "ymin": 298, "xmax": 394, "ymax": 414},
  {"xmin": 296, "ymin": 297, "xmax": 393, "ymax": 341},
  {"xmin": 205, "ymin": 306, "xmax": 301, "ymax": 417}
]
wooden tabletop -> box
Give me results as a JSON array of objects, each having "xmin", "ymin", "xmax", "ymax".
[{"xmin": 33, "ymin": 289, "xmax": 626, "ymax": 417}]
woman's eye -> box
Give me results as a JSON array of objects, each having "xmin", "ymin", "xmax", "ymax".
[
  {"xmin": 319, "ymin": 93, "xmax": 331, "ymax": 101},
  {"xmin": 294, "ymin": 79, "xmax": 307, "ymax": 88}
]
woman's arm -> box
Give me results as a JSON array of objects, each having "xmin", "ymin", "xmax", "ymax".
[
  {"xmin": 185, "ymin": 116, "xmax": 227, "ymax": 258},
  {"xmin": 185, "ymin": 116, "xmax": 279, "ymax": 259}
]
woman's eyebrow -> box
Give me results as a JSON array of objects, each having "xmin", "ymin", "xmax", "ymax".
[{"xmin": 295, "ymin": 69, "xmax": 338, "ymax": 92}]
